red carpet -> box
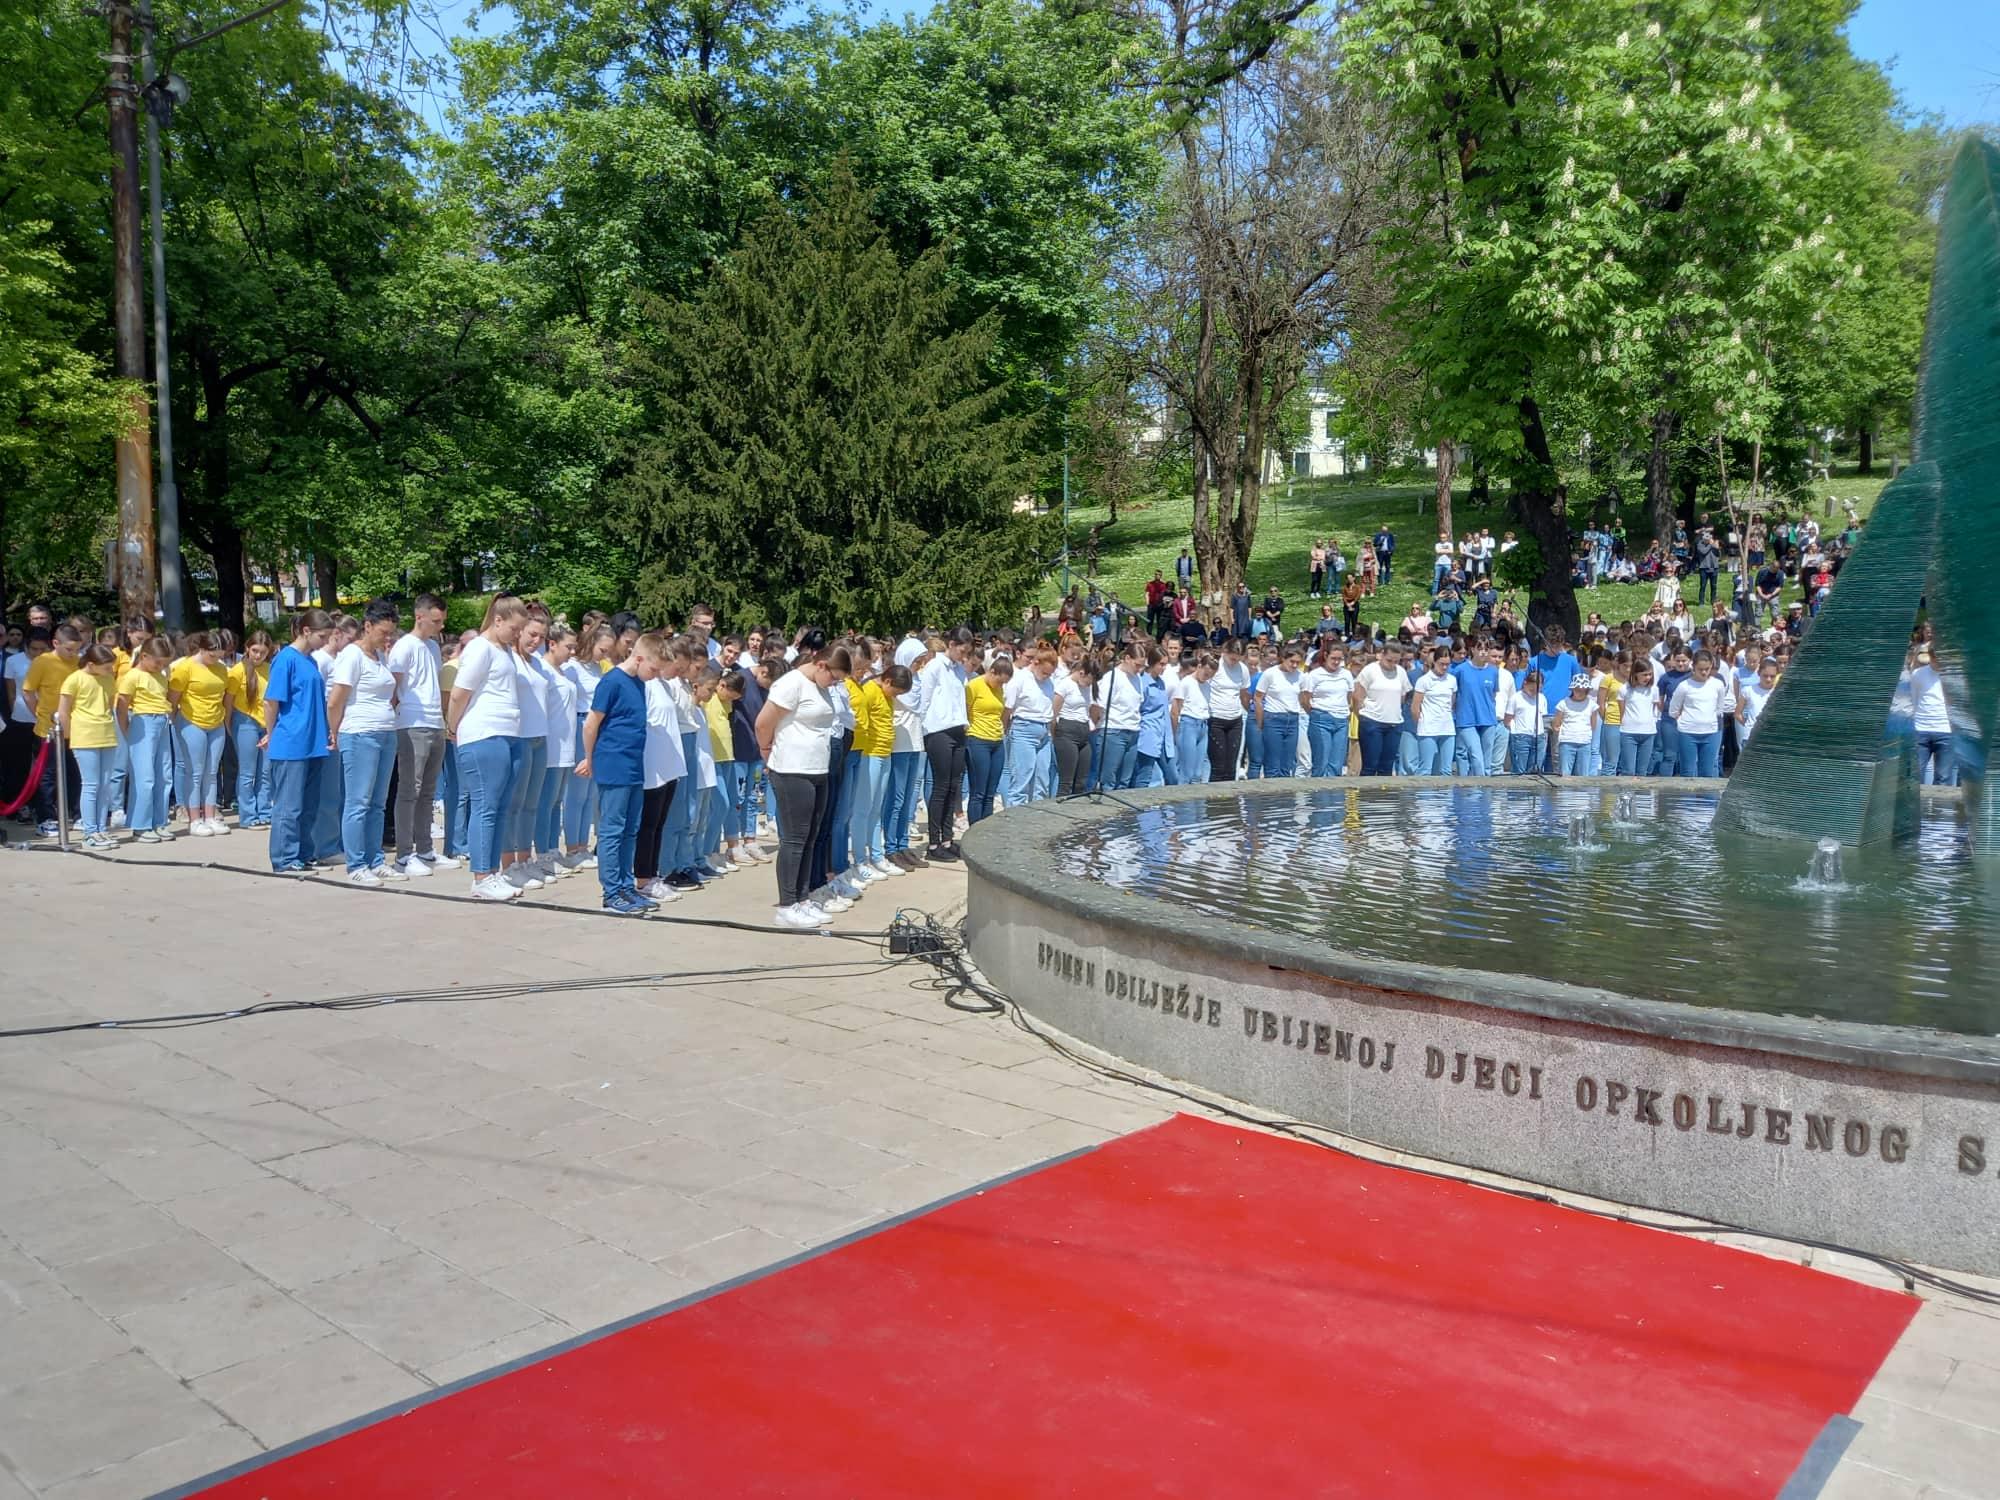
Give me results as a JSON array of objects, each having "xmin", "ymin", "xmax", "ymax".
[{"xmin": 188, "ymin": 1114, "xmax": 1914, "ymax": 1499}]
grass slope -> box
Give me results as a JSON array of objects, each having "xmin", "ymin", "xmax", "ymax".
[{"xmin": 1044, "ymin": 469, "xmax": 1892, "ymax": 639}]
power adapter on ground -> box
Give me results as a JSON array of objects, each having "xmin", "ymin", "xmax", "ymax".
[{"xmin": 888, "ymin": 921, "xmax": 947, "ymax": 956}]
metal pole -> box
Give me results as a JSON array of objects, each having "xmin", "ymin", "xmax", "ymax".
[
  {"xmin": 54, "ymin": 726, "xmax": 71, "ymax": 853},
  {"xmin": 140, "ymin": 0, "xmax": 184, "ymax": 629},
  {"xmin": 106, "ymin": 0, "xmax": 158, "ymax": 625},
  {"xmin": 1060, "ymin": 429, "xmax": 1071, "ymax": 596}
]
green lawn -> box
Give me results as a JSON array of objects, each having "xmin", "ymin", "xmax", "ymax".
[{"xmin": 1044, "ymin": 468, "xmax": 1892, "ymax": 639}]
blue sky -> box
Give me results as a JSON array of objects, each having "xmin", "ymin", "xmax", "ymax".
[
  {"xmin": 1849, "ymin": 0, "xmax": 2000, "ymax": 124},
  {"xmin": 416, "ymin": 0, "xmax": 2000, "ymax": 129}
]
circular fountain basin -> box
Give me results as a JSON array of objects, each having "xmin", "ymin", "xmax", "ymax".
[{"xmin": 962, "ymin": 780, "xmax": 2000, "ymax": 1275}]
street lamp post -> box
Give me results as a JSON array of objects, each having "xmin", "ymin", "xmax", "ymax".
[
  {"xmin": 140, "ymin": 0, "xmax": 187, "ymax": 628},
  {"xmin": 105, "ymin": 0, "xmax": 157, "ymax": 626}
]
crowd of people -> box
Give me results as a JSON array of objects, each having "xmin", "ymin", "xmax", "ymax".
[{"xmin": 0, "ymin": 507, "xmax": 1959, "ymax": 927}]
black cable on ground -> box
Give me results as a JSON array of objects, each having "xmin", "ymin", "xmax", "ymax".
[
  {"xmin": 881, "ymin": 908, "xmax": 2000, "ymax": 1313},
  {"xmin": 4, "ymin": 841, "xmax": 895, "ymax": 943}
]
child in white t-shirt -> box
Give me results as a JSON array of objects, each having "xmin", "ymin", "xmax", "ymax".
[
  {"xmin": 1507, "ymin": 670, "xmax": 1547, "ymax": 774},
  {"xmin": 1551, "ymin": 674, "xmax": 1600, "ymax": 777}
]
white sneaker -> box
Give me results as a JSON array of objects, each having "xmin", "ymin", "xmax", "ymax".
[
  {"xmin": 211, "ymin": 818, "xmax": 231, "ymax": 835},
  {"xmin": 471, "ymin": 874, "xmax": 518, "ymax": 901},
  {"xmin": 425, "ymin": 852, "xmax": 461, "ymax": 871},
  {"xmin": 402, "ymin": 855, "xmax": 433, "ymax": 878},
  {"xmin": 720, "ymin": 852, "xmax": 743, "ymax": 872},
  {"xmin": 799, "ymin": 901, "xmax": 834, "ymax": 926},
  {"xmin": 835, "ymin": 874, "xmax": 867, "ymax": 899},
  {"xmin": 190, "ymin": 820, "xmax": 215, "ymax": 838},
  {"xmin": 772, "ymin": 903, "xmax": 819, "ymax": 930},
  {"xmin": 815, "ymin": 888, "xmax": 855, "ymax": 914},
  {"xmin": 347, "ymin": 867, "xmax": 382, "ymax": 887},
  {"xmin": 540, "ymin": 857, "xmax": 567, "ymax": 880},
  {"xmin": 504, "ymin": 865, "xmax": 543, "ymax": 891},
  {"xmin": 872, "ymin": 859, "xmax": 905, "ymax": 879},
  {"xmin": 109, "ymin": 809, "xmax": 127, "ymax": 830},
  {"xmin": 375, "ymin": 861, "xmax": 409, "ymax": 881}
]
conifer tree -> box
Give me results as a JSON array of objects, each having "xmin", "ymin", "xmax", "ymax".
[{"xmin": 615, "ymin": 166, "xmax": 1049, "ymax": 634}]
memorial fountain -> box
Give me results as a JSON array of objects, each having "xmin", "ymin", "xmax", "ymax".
[{"xmin": 962, "ymin": 139, "xmax": 2000, "ymax": 1275}]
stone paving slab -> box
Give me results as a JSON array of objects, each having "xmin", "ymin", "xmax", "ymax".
[{"xmin": 1, "ymin": 830, "xmax": 1995, "ymax": 1499}]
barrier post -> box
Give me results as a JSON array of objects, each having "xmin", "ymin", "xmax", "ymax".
[{"xmin": 54, "ymin": 724, "xmax": 71, "ymax": 853}]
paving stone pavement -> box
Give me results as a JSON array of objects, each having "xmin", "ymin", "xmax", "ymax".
[{"xmin": 1, "ymin": 829, "xmax": 1996, "ymax": 1498}]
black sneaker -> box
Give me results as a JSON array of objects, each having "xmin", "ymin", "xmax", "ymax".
[
  {"xmin": 929, "ymin": 843, "xmax": 961, "ymax": 862},
  {"xmin": 666, "ymin": 870, "xmax": 702, "ymax": 890}
]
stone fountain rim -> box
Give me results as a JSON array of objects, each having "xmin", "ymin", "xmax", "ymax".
[{"xmin": 960, "ymin": 777, "xmax": 2000, "ymax": 1088}]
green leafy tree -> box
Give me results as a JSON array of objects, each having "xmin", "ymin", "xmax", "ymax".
[{"xmin": 614, "ymin": 168, "xmax": 1048, "ymax": 633}]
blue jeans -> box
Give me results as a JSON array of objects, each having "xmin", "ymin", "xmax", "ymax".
[
  {"xmin": 562, "ymin": 762, "xmax": 595, "ymax": 849},
  {"xmin": 1452, "ymin": 726, "xmax": 1490, "ymax": 776},
  {"xmin": 1177, "ymin": 717, "xmax": 1211, "ymax": 782},
  {"xmin": 1134, "ymin": 752, "xmax": 1165, "ymax": 787},
  {"xmin": 268, "ymin": 757, "xmax": 326, "ymax": 870},
  {"xmin": 1260, "ymin": 716, "xmax": 1299, "ymax": 779},
  {"xmin": 339, "ymin": 730, "xmax": 397, "ymax": 871},
  {"xmin": 441, "ymin": 744, "xmax": 470, "ymax": 857},
  {"xmin": 1652, "ymin": 721, "xmax": 1680, "ymax": 776},
  {"xmin": 824, "ymin": 746, "xmax": 858, "ymax": 876},
  {"xmin": 1559, "ymin": 741, "xmax": 1591, "ymax": 777},
  {"xmin": 457, "ymin": 736, "xmax": 518, "ymax": 873},
  {"xmin": 694, "ymin": 780, "xmax": 724, "ymax": 859},
  {"xmin": 716, "ymin": 760, "xmax": 747, "ymax": 849},
  {"xmin": 1307, "ymin": 710, "xmax": 1346, "ymax": 777},
  {"xmin": 1395, "ymin": 724, "xmax": 1420, "ymax": 774},
  {"xmin": 883, "ymin": 749, "xmax": 922, "ymax": 854},
  {"xmin": 736, "ymin": 759, "xmax": 764, "ymax": 839},
  {"xmin": 1358, "ymin": 718, "xmax": 1399, "ymax": 776},
  {"xmin": 966, "ymin": 736, "xmax": 1006, "ymax": 822},
  {"xmin": 1416, "ymin": 734, "xmax": 1454, "ymax": 776},
  {"xmin": 664, "ymin": 730, "xmax": 699, "ymax": 872},
  {"xmin": 595, "ymin": 782, "xmax": 643, "ymax": 900},
  {"xmin": 1509, "ymin": 733, "xmax": 1541, "ymax": 774},
  {"xmin": 1087, "ymin": 728, "xmax": 1105, "ymax": 790},
  {"xmin": 177, "ymin": 719, "xmax": 224, "ymax": 808},
  {"xmin": 311, "ymin": 749, "xmax": 344, "ymax": 862},
  {"xmin": 1677, "ymin": 728, "xmax": 1722, "ymax": 778},
  {"xmin": 1618, "ymin": 733, "xmax": 1655, "ymax": 776},
  {"xmin": 1244, "ymin": 718, "xmax": 1265, "ymax": 778},
  {"xmin": 1006, "ymin": 721, "xmax": 1051, "ymax": 807},
  {"xmin": 1598, "ymin": 725, "xmax": 1622, "ymax": 778},
  {"xmin": 536, "ymin": 763, "xmax": 568, "ymax": 855},
  {"xmin": 504, "ymin": 735, "xmax": 543, "ymax": 853},
  {"xmin": 74, "ymin": 745, "xmax": 115, "ymax": 834},
  {"xmin": 126, "ymin": 714, "xmax": 172, "ymax": 830},
  {"xmin": 1100, "ymin": 727, "xmax": 1140, "ymax": 790},
  {"xmin": 1916, "ymin": 731, "xmax": 1955, "ymax": 786},
  {"xmin": 232, "ymin": 713, "xmax": 271, "ymax": 823},
  {"xmin": 847, "ymin": 753, "xmax": 889, "ymax": 863}
]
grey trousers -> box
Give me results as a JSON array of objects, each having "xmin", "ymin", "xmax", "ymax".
[{"xmin": 394, "ymin": 726, "xmax": 447, "ymax": 859}]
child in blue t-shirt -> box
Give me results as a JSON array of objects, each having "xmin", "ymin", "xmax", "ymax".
[{"xmin": 578, "ymin": 636, "xmax": 662, "ymax": 913}]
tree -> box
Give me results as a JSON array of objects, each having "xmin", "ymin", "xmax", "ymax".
[
  {"xmin": 1351, "ymin": 0, "xmax": 1879, "ymax": 638},
  {"xmin": 614, "ymin": 168, "xmax": 1048, "ymax": 633},
  {"xmin": 1132, "ymin": 2, "xmax": 1392, "ymax": 598}
]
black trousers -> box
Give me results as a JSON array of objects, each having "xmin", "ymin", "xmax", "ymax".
[
  {"xmin": 634, "ymin": 778, "xmax": 679, "ymax": 882},
  {"xmin": 923, "ymin": 726, "xmax": 967, "ymax": 845},
  {"xmin": 809, "ymin": 729, "xmax": 851, "ymax": 892},
  {"xmin": 1208, "ymin": 717, "xmax": 1244, "ymax": 782},
  {"xmin": 769, "ymin": 770, "xmax": 829, "ymax": 907},
  {"xmin": 1051, "ymin": 721, "xmax": 1092, "ymax": 796}
]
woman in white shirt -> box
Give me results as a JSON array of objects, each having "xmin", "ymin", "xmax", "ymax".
[
  {"xmin": 1048, "ymin": 637, "xmax": 1093, "ymax": 797},
  {"xmin": 756, "ymin": 649, "xmax": 840, "ymax": 930},
  {"xmin": 1253, "ymin": 647, "xmax": 1305, "ymax": 780},
  {"xmin": 1735, "ymin": 658, "xmax": 1779, "ymax": 740},
  {"xmin": 328, "ymin": 598, "xmax": 404, "ymax": 885},
  {"xmin": 1669, "ymin": 650, "xmax": 1731, "ymax": 778},
  {"xmin": 1616, "ymin": 660, "xmax": 1661, "ymax": 775},
  {"xmin": 446, "ymin": 595, "xmax": 527, "ymax": 900},
  {"xmin": 1550, "ymin": 673, "xmax": 1600, "ymax": 777},
  {"xmin": 1409, "ymin": 647, "xmax": 1458, "ymax": 776},
  {"xmin": 1301, "ymin": 646, "xmax": 1353, "ymax": 777},
  {"xmin": 560, "ymin": 626, "xmax": 612, "ymax": 867},
  {"xmin": 1205, "ymin": 642, "xmax": 1251, "ymax": 782},
  {"xmin": 1096, "ymin": 642, "xmax": 1147, "ymax": 790},
  {"xmin": 536, "ymin": 625, "xmax": 581, "ymax": 882},
  {"xmin": 1507, "ymin": 669, "xmax": 1547, "ymax": 773},
  {"xmin": 498, "ymin": 609, "xmax": 554, "ymax": 892},
  {"xmin": 1170, "ymin": 652, "xmax": 1214, "ymax": 785},
  {"xmin": 1353, "ymin": 645, "xmax": 1410, "ymax": 776},
  {"xmin": 1004, "ymin": 648, "xmax": 1057, "ymax": 807}
]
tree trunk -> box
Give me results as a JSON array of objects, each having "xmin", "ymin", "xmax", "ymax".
[
  {"xmin": 1434, "ymin": 437, "xmax": 1456, "ymax": 543},
  {"xmin": 1645, "ymin": 408, "xmax": 1678, "ymax": 546},
  {"xmin": 1857, "ymin": 426, "xmax": 1874, "ymax": 475},
  {"xmin": 1514, "ymin": 395, "xmax": 1580, "ymax": 643},
  {"xmin": 210, "ymin": 519, "xmax": 247, "ymax": 641},
  {"xmin": 1468, "ymin": 455, "xmax": 1490, "ymax": 508},
  {"xmin": 314, "ymin": 551, "xmax": 339, "ymax": 609}
]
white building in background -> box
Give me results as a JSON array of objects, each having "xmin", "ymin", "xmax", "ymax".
[{"xmin": 1137, "ymin": 389, "xmax": 1400, "ymax": 481}]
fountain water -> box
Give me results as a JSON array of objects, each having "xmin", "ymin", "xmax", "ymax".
[
  {"xmin": 1613, "ymin": 794, "xmax": 1640, "ymax": 825},
  {"xmin": 1566, "ymin": 813, "xmax": 1600, "ymax": 850},
  {"xmin": 1808, "ymin": 837, "xmax": 1845, "ymax": 887}
]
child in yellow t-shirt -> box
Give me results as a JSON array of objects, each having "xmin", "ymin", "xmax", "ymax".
[
  {"xmin": 117, "ymin": 637, "xmax": 176, "ymax": 841},
  {"xmin": 57, "ymin": 646, "xmax": 121, "ymax": 847},
  {"xmin": 169, "ymin": 633, "xmax": 231, "ymax": 835},
  {"xmin": 226, "ymin": 632, "xmax": 275, "ymax": 827}
]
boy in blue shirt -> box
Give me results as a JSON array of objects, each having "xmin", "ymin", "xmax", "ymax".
[
  {"xmin": 577, "ymin": 633, "xmax": 662, "ymax": 914},
  {"xmin": 262, "ymin": 610, "xmax": 334, "ymax": 872}
]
